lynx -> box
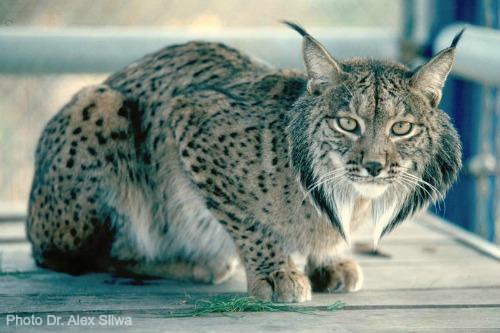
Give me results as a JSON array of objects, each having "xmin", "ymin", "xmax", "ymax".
[{"xmin": 27, "ymin": 22, "xmax": 462, "ymax": 302}]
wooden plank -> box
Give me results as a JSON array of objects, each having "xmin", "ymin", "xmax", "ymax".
[
  {"xmin": 1, "ymin": 287, "xmax": 499, "ymax": 314},
  {"xmin": 0, "ymin": 249, "xmax": 39, "ymax": 273},
  {"xmin": 0, "ymin": 257, "xmax": 499, "ymax": 297},
  {"xmin": 0, "ymin": 241, "xmax": 35, "ymax": 273},
  {"xmin": 0, "ymin": 220, "xmax": 498, "ymax": 284},
  {"xmin": 353, "ymin": 216, "xmax": 449, "ymax": 241},
  {"xmin": 419, "ymin": 213, "xmax": 500, "ymax": 260},
  {"xmin": 0, "ymin": 219, "xmax": 472, "ymax": 277},
  {"xmin": 361, "ymin": 262, "xmax": 500, "ymax": 290},
  {"xmin": 0, "ymin": 214, "xmax": 497, "ymax": 331},
  {"xmin": 351, "ymin": 240, "xmax": 494, "ymax": 264},
  {"xmin": 1, "ymin": 238, "xmax": 494, "ymax": 275},
  {"xmin": 1, "ymin": 308, "xmax": 499, "ymax": 332}
]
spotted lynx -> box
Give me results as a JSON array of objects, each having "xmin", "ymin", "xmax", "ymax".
[{"xmin": 28, "ymin": 22, "xmax": 462, "ymax": 302}]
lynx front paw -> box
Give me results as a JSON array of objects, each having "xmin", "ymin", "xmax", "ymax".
[
  {"xmin": 248, "ymin": 269, "xmax": 312, "ymax": 303},
  {"xmin": 308, "ymin": 259, "xmax": 363, "ymax": 293}
]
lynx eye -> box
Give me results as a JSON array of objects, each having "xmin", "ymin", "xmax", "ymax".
[
  {"xmin": 337, "ymin": 117, "xmax": 359, "ymax": 132},
  {"xmin": 391, "ymin": 121, "xmax": 413, "ymax": 136}
]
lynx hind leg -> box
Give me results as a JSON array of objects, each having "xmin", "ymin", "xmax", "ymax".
[
  {"xmin": 27, "ymin": 84, "xmax": 135, "ymax": 274},
  {"xmin": 120, "ymin": 257, "xmax": 239, "ymax": 284},
  {"xmin": 306, "ymin": 257, "xmax": 363, "ymax": 293},
  {"xmin": 112, "ymin": 140, "xmax": 241, "ymax": 284}
]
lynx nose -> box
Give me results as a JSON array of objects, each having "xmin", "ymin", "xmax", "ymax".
[{"xmin": 364, "ymin": 161, "xmax": 383, "ymax": 177}]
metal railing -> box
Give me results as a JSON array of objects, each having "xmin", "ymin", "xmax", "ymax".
[
  {"xmin": 0, "ymin": 27, "xmax": 399, "ymax": 74},
  {"xmin": 434, "ymin": 24, "xmax": 500, "ymax": 86}
]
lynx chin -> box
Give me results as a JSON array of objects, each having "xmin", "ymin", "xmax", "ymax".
[{"xmin": 27, "ymin": 22, "xmax": 462, "ymax": 302}]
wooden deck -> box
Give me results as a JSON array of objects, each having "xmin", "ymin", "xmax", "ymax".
[{"xmin": 1, "ymin": 212, "xmax": 499, "ymax": 332}]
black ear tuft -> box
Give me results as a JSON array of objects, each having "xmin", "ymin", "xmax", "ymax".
[
  {"xmin": 410, "ymin": 28, "xmax": 464, "ymax": 108},
  {"xmin": 450, "ymin": 27, "xmax": 466, "ymax": 48},
  {"xmin": 282, "ymin": 20, "xmax": 343, "ymax": 92},
  {"xmin": 281, "ymin": 20, "xmax": 309, "ymax": 37}
]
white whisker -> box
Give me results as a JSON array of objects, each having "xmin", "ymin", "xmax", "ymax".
[
  {"xmin": 293, "ymin": 167, "xmax": 348, "ymax": 217},
  {"xmin": 398, "ymin": 173, "xmax": 445, "ymax": 213},
  {"xmin": 399, "ymin": 172, "xmax": 444, "ymax": 200},
  {"xmin": 399, "ymin": 171, "xmax": 444, "ymax": 199},
  {"xmin": 302, "ymin": 172, "xmax": 347, "ymax": 202}
]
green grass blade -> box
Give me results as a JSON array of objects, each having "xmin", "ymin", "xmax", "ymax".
[{"xmin": 166, "ymin": 296, "xmax": 345, "ymax": 318}]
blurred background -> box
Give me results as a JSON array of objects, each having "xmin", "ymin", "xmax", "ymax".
[{"xmin": 0, "ymin": 0, "xmax": 498, "ymax": 244}]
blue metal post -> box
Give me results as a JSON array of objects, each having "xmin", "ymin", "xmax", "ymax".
[{"xmin": 423, "ymin": 0, "xmax": 498, "ymax": 242}]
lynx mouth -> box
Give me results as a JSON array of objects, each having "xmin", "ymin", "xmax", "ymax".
[
  {"xmin": 347, "ymin": 175, "xmax": 395, "ymax": 185},
  {"xmin": 348, "ymin": 176, "xmax": 392, "ymax": 199}
]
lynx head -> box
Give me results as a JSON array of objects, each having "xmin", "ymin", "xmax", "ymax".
[{"xmin": 286, "ymin": 22, "xmax": 463, "ymax": 244}]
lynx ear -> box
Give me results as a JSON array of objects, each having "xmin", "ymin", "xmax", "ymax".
[
  {"xmin": 411, "ymin": 28, "xmax": 465, "ymax": 107},
  {"xmin": 283, "ymin": 21, "xmax": 343, "ymax": 94}
]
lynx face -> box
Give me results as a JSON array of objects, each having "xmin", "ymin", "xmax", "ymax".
[
  {"xmin": 310, "ymin": 63, "xmax": 448, "ymax": 200},
  {"xmin": 312, "ymin": 73, "xmax": 404, "ymax": 198},
  {"xmin": 286, "ymin": 22, "xmax": 462, "ymax": 241}
]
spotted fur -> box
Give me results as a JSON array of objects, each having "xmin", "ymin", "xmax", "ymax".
[{"xmin": 27, "ymin": 23, "xmax": 462, "ymax": 302}]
